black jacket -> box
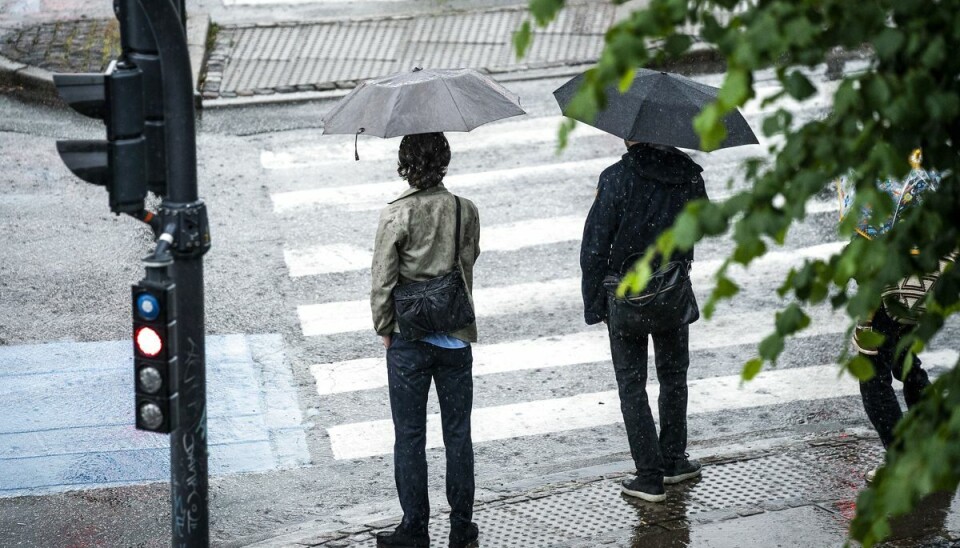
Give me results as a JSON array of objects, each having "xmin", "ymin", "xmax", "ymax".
[{"xmin": 580, "ymin": 143, "xmax": 708, "ymax": 325}]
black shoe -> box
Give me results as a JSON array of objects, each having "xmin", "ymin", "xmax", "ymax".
[
  {"xmin": 449, "ymin": 522, "xmax": 479, "ymax": 548},
  {"xmin": 377, "ymin": 526, "xmax": 430, "ymax": 547},
  {"xmin": 620, "ymin": 477, "xmax": 666, "ymax": 502},
  {"xmin": 664, "ymin": 456, "xmax": 702, "ymax": 484}
]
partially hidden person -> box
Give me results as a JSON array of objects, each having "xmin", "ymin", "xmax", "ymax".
[
  {"xmin": 370, "ymin": 132, "xmax": 482, "ymax": 548},
  {"xmin": 581, "ymin": 141, "xmax": 707, "ymax": 502},
  {"xmin": 839, "ymin": 149, "xmax": 955, "ymax": 483}
]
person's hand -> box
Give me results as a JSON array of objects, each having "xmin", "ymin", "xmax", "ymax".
[{"xmin": 381, "ymin": 335, "xmax": 392, "ymax": 349}]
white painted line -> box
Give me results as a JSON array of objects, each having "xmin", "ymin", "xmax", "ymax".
[
  {"xmin": 284, "ymin": 243, "xmax": 373, "ymax": 277},
  {"xmin": 285, "ymin": 215, "xmax": 585, "ymax": 277},
  {"xmin": 297, "ymin": 241, "xmax": 847, "ymax": 336},
  {"xmin": 310, "ymin": 306, "xmax": 849, "ymax": 396},
  {"xmin": 227, "ymin": 0, "xmax": 405, "ymax": 4},
  {"xmin": 327, "ymin": 349, "xmax": 958, "ymax": 459},
  {"xmin": 270, "ymin": 157, "xmax": 617, "ymax": 213},
  {"xmin": 262, "ymin": 116, "xmax": 610, "ymax": 170}
]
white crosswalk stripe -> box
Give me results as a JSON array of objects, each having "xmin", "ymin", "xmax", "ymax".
[
  {"xmin": 284, "ymin": 215, "xmax": 586, "ymax": 277},
  {"xmin": 262, "ymin": 116, "xmax": 611, "ymax": 170},
  {"xmin": 327, "ymin": 350, "xmax": 957, "ymax": 460},
  {"xmin": 297, "ymin": 241, "xmax": 846, "ymax": 336},
  {"xmin": 270, "ymin": 157, "xmax": 619, "ymax": 213},
  {"xmin": 310, "ymin": 307, "xmax": 850, "ymax": 396}
]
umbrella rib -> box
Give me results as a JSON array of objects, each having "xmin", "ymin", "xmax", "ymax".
[
  {"xmin": 625, "ymin": 76, "xmax": 673, "ymax": 142},
  {"xmin": 441, "ymin": 79, "xmax": 471, "ymax": 132}
]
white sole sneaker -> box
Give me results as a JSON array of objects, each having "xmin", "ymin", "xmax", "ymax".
[
  {"xmin": 621, "ymin": 484, "xmax": 667, "ymax": 502},
  {"xmin": 664, "ymin": 468, "xmax": 702, "ymax": 484}
]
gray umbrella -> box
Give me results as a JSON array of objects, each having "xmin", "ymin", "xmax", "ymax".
[
  {"xmin": 323, "ymin": 67, "xmax": 526, "ymax": 139},
  {"xmin": 553, "ymin": 69, "xmax": 758, "ymax": 150}
]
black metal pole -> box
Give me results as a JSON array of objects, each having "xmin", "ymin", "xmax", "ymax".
[{"xmin": 137, "ymin": 0, "xmax": 209, "ymax": 546}]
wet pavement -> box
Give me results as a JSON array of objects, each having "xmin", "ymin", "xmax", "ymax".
[{"xmin": 250, "ymin": 434, "xmax": 960, "ymax": 547}]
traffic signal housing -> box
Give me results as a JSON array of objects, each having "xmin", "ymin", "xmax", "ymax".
[
  {"xmin": 55, "ymin": 59, "xmax": 148, "ymax": 214},
  {"xmin": 132, "ymin": 278, "xmax": 178, "ymax": 433}
]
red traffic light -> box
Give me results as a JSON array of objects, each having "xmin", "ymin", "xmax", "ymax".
[{"xmin": 135, "ymin": 326, "xmax": 163, "ymax": 357}]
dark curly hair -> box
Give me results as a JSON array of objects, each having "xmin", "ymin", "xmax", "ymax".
[{"xmin": 397, "ymin": 132, "xmax": 451, "ymax": 190}]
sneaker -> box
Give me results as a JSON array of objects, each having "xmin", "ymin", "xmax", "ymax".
[
  {"xmin": 865, "ymin": 466, "xmax": 879, "ymax": 484},
  {"xmin": 620, "ymin": 477, "xmax": 666, "ymax": 502},
  {"xmin": 376, "ymin": 526, "xmax": 430, "ymax": 547},
  {"xmin": 449, "ymin": 522, "xmax": 479, "ymax": 548},
  {"xmin": 664, "ymin": 457, "xmax": 703, "ymax": 484}
]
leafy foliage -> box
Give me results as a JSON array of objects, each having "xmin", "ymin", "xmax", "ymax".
[{"xmin": 520, "ymin": 0, "xmax": 960, "ymax": 545}]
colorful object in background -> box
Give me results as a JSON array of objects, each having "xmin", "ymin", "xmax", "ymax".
[{"xmin": 837, "ymin": 149, "xmax": 943, "ymax": 239}]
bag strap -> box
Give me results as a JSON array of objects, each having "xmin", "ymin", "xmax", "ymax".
[{"xmin": 453, "ymin": 195, "xmax": 462, "ymax": 264}]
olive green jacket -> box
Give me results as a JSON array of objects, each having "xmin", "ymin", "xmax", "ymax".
[{"xmin": 370, "ymin": 184, "xmax": 481, "ymax": 342}]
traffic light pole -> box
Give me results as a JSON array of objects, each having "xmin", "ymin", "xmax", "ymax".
[{"xmin": 137, "ymin": 0, "xmax": 210, "ymax": 545}]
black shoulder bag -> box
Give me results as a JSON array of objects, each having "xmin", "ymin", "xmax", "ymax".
[
  {"xmin": 392, "ymin": 196, "xmax": 476, "ymax": 340},
  {"xmin": 605, "ymin": 259, "xmax": 699, "ymax": 335}
]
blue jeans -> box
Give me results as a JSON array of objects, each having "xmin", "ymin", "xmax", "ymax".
[
  {"xmin": 387, "ymin": 334, "xmax": 475, "ymax": 532},
  {"xmin": 608, "ymin": 322, "xmax": 690, "ymax": 484}
]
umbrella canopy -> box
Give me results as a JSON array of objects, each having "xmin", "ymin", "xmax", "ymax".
[
  {"xmin": 322, "ymin": 67, "xmax": 526, "ymax": 138},
  {"xmin": 553, "ymin": 69, "xmax": 759, "ymax": 150},
  {"xmin": 837, "ymin": 150, "xmax": 942, "ymax": 239}
]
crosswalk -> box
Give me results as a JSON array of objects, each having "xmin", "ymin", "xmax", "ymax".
[{"xmin": 262, "ymin": 73, "xmax": 937, "ymax": 466}]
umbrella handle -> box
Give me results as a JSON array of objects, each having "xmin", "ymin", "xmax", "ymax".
[{"xmin": 355, "ymin": 127, "xmax": 365, "ymax": 161}]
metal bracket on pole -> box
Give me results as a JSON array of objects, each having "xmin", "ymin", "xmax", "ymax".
[{"xmin": 160, "ymin": 201, "xmax": 211, "ymax": 259}]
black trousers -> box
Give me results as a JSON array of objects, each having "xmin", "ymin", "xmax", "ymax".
[
  {"xmin": 608, "ymin": 321, "xmax": 690, "ymax": 483},
  {"xmin": 859, "ymin": 306, "xmax": 931, "ymax": 449},
  {"xmin": 386, "ymin": 334, "xmax": 475, "ymax": 533}
]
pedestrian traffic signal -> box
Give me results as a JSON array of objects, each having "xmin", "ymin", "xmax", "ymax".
[
  {"xmin": 116, "ymin": 0, "xmax": 167, "ymax": 197},
  {"xmin": 55, "ymin": 59, "xmax": 148, "ymax": 214},
  {"xmin": 132, "ymin": 278, "xmax": 178, "ymax": 433}
]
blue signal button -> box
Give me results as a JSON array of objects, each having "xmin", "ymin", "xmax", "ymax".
[{"xmin": 136, "ymin": 293, "xmax": 161, "ymax": 321}]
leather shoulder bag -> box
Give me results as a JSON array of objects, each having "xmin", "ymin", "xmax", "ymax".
[
  {"xmin": 605, "ymin": 259, "xmax": 699, "ymax": 334},
  {"xmin": 392, "ymin": 195, "xmax": 476, "ymax": 340}
]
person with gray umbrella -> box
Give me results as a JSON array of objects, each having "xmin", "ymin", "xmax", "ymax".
[
  {"xmin": 324, "ymin": 67, "xmax": 525, "ymax": 547},
  {"xmin": 556, "ymin": 69, "xmax": 758, "ymax": 502}
]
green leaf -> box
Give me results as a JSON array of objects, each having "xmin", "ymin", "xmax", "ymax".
[
  {"xmin": 758, "ymin": 333, "xmax": 785, "ymax": 362},
  {"xmin": 742, "ymin": 358, "xmax": 764, "ymax": 381},
  {"xmin": 856, "ymin": 329, "xmax": 886, "ymax": 351},
  {"xmin": 775, "ymin": 304, "xmax": 811, "ymax": 335},
  {"xmin": 872, "ymin": 28, "xmax": 904, "ymax": 60},
  {"xmin": 718, "ymin": 67, "xmax": 750, "ymax": 108},
  {"xmin": 848, "ymin": 356, "xmax": 876, "ymax": 381},
  {"xmin": 673, "ymin": 211, "xmax": 700, "ymax": 249},
  {"xmin": 529, "ymin": 0, "xmax": 566, "ymax": 26},
  {"xmin": 513, "ymin": 20, "xmax": 533, "ymax": 58},
  {"xmin": 693, "ymin": 103, "xmax": 727, "ymax": 151},
  {"xmin": 784, "ymin": 71, "xmax": 816, "ymax": 100},
  {"xmin": 663, "ymin": 33, "xmax": 693, "ymax": 57},
  {"xmin": 714, "ymin": 276, "xmax": 740, "ymax": 299},
  {"xmin": 618, "ymin": 68, "xmax": 636, "ymax": 93}
]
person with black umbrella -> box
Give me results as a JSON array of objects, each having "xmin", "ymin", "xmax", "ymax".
[{"xmin": 558, "ymin": 69, "xmax": 758, "ymax": 502}]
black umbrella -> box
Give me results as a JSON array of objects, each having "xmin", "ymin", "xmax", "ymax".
[
  {"xmin": 553, "ymin": 69, "xmax": 758, "ymax": 150},
  {"xmin": 323, "ymin": 67, "xmax": 526, "ymax": 139}
]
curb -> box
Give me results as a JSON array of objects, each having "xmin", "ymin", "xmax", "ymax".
[{"xmin": 0, "ymin": 12, "xmax": 209, "ymax": 106}]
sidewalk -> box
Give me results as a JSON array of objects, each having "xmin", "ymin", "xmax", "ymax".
[
  {"xmin": 241, "ymin": 433, "xmax": 959, "ymax": 547},
  {"xmin": 2, "ymin": 1, "xmax": 731, "ymax": 108}
]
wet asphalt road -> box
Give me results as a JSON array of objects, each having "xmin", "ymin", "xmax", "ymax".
[{"xmin": 1, "ymin": 67, "xmax": 958, "ymax": 547}]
